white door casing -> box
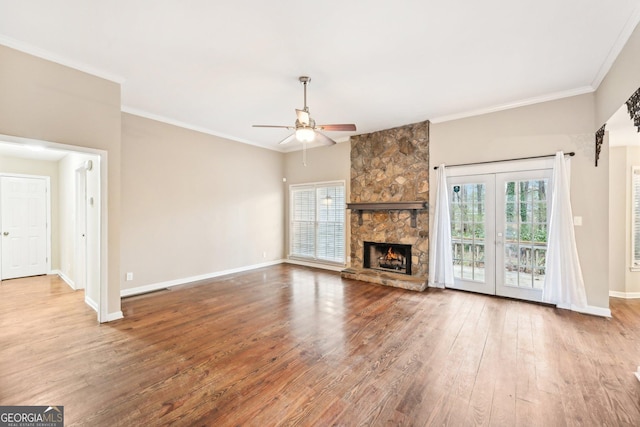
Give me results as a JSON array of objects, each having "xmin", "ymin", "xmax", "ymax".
[
  {"xmin": 75, "ymin": 166, "xmax": 87, "ymax": 290},
  {"xmin": 446, "ymin": 159, "xmax": 555, "ymax": 303},
  {"xmin": 1, "ymin": 176, "xmax": 50, "ymax": 280}
]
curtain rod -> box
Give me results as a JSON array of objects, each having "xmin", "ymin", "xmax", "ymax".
[{"xmin": 432, "ymin": 152, "xmax": 575, "ymax": 170}]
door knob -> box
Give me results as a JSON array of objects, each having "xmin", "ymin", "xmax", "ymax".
[{"xmin": 2, "ymin": 232, "xmax": 8, "ymax": 236}]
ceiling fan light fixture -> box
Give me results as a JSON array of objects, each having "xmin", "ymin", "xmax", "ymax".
[
  {"xmin": 253, "ymin": 75, "xmax": 355, "ymax": 148},
  {"xmin": 296, "ymin": 127, "xmax": 315, "ymax": 142}
]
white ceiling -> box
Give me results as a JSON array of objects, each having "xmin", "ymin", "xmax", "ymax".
[{"xmin": 1, "ymin": 0, "xmax": 640, "ymax": 152}]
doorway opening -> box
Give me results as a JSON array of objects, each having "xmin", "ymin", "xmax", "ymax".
[{"xmin": 0, "ymin": 137, "xmax": 105, "ymax": 321}]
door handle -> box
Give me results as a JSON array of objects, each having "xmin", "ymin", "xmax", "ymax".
[{"xmin": 2, "ymin": 232, "xmax": 8, "ymax": 236}]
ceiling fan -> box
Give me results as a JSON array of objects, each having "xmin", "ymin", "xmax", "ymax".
[{"xmin": 253, "ymin": 76, "xmax": 357, "ymax": 145}]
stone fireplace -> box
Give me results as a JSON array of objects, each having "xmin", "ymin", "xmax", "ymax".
[{"xmin": 341, "ymin": 121, "xmax": 429, "ymax": 291}]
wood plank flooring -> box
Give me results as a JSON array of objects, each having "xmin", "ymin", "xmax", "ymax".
[{"xmin": 2, "ymin": 265, "xmax": 640, "ymax": 426}]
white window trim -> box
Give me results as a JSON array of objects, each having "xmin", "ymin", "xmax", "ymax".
[
  {"xmin": 289, "ymin": 180, "xmax": 346, "ymax": 266},
  {"xmin": 631, "ymin": 166, "xmax": 640, "ymax": 271}
]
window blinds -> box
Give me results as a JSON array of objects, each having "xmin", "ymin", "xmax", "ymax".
[
  {"xmin": 291, "ymin": 187, "xmax": 316, "ymax": 258},
  {"xmin": 290, "ymin": 182, "xmax": 345, "ymax": 264}
]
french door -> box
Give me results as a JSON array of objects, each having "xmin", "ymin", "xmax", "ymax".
[{"xmin": 448, "ymin": 169, "xmax": 552, "ymax": 302}]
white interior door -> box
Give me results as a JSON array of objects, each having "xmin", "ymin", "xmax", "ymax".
[
  {"xmin": 447, "ymin": 168, "xmax": 552, "ymax": 302},
  {"xmin": 1, "ymin": 176, "xmax": 49, "ymax": 280}
]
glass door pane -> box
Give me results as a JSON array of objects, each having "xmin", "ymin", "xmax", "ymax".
[
  {"xmin": 450, "ymin": 183, "xmax": 486, "ymax": 281},
  {"xmin": 496, "ymin": 170, "xmax": 551, "ymax": 302},
  {"xmin": 447, "ymin": 175, "xmax": 495, "ymax": 295}
]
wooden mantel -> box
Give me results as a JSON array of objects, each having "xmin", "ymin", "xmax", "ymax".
[{"xmin": 346, "ymin": 201, "xmax": 428, "ymax": 227}]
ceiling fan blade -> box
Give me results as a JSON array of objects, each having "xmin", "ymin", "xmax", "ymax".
[
  {"xmin": 313, "ymin": 131, "xmax": 337, "ymax": 145},
  {"xmin": 317, "ymin": 124, "xmax": 357, "ymax": 131},
  {"xmin": 279, "ymin": 133, "xmax": 298, "ymax": 145},
  {"xmin": 253, "ymin": 125, "xmax": 294, "ymax": 129},
  {"xmin": 296, "ymin": 109, "xmax": 310, "ymax": 126}
]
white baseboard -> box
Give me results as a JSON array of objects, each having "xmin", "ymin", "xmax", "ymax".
[
  {"xmin": 120, "ymin": 260, "xmax": 285, "ymax": 298},
  {"xmin": 574, "ymin": 305, "xmax": 612, "ymax": 318},
  {"xmin": 609, "ymin": 290, "xmax": 640, "ymax": 299},
  {"xmin": 85, "ymin": 296, "xmax": 98, "ymax": 312},
  {"xmin": 554, "ymin": 302, "xmax": 611, "ymax": 317},
  {"xmin": 103, "ymin": 311, "xmax": 123, "ymax": 322},
  {"xmin": 284, "ymin": 258, "xmax": 346, "ymax": 272},
  {"xmin": 53, "ymin": 270, "xmax": 76, "ymax": 290}
]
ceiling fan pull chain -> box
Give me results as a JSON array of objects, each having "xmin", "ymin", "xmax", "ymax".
[{"xmin": 303, "ymin": 141, "xmax": 307, "ymax": 166}]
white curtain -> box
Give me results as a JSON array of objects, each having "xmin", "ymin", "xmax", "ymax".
[
  {"xmin": 542, "ymin": 151, "xmax": 588, "ymax": 310},
  {"xmin": 429, "ymin": 164, "xmax": 454, "ymax": 288}
]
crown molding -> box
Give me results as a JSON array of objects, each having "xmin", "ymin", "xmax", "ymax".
[
  {"xmin": 0, "ymin": 35, "xmax": 125, "ymax": 84},
  {"xmin": 429, "ymin": 86, "xmax": 595, "ymax": 124},
  {"xmin": 590, "ymin": 4, "xmax": 640, "ymax": 89},
  {"xmin": 121, "ymin": 106, "xmax": 281, "ymax": 152}
]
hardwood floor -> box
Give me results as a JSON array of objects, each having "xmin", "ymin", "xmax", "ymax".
[{"xmin": 2, "ymin": 265, "xmax": 640, "ymax": 426}]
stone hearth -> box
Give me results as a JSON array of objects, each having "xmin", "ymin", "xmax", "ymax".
[
  {"xmin": 341, "ymin": 268, "xmax": 427, "ymax": 291},
  {"xmin": 341, "ymin": 120, "xmax": 429, "ymax": 290}
]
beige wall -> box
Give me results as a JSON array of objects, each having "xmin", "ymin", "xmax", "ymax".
[
  {"xmin": 0, "ymin": 156, "xmax": 60, "ymax": 270},
  {"xmin": 283, "ymin": 142, "xmax": 351, "ymax": 264},
  {"xmin": 284, "ymin": 142, "xmax": 352, "ymax": 186},
  {"xmin": 0, "ymin": 45, "xmax": 122, "ymax": 320},
  {"xmin": 609, "ymin": 145, "xmax": 627, "ymax": 294},
  {"xmin": 430, "ymin": 93, "xmax": 611, "ymax": 309},
  {"xmin": 120, "ymin": 113, "xmax": 284, "ymax": 290},
  {"xmin": 609, "ymin": 145, "xmax": 640, "ymax": 295}
]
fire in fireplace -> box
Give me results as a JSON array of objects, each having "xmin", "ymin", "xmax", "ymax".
[{"xmin": 363, "ymin": 241, "xmax": 412, "ymax": 275}]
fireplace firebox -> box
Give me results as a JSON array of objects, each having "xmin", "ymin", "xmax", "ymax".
[{"xmin": 363, "ymin": 241, "xmax": 412, "ymax": 275}]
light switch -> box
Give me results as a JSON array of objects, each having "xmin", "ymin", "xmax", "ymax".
[{"xmin": 573, "ymin": 216, "xmax": 582, "ymax": 226}]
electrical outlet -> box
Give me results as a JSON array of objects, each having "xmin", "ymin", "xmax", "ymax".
[
  {"xmin": 262, "ymin": 251, "xmax": 267, "ymax": 258},
  {"xmin": 126, "ymin": 272, "xmax": 133, "ymax": 281}
]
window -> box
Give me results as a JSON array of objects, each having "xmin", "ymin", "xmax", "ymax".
[
  {"xmin": 290, "ymin": 182, "xmax": 345, "ymax": 264},
  {"xmin": 632, "ymin": 167, "xmax": 640, "ymax": 269}
]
